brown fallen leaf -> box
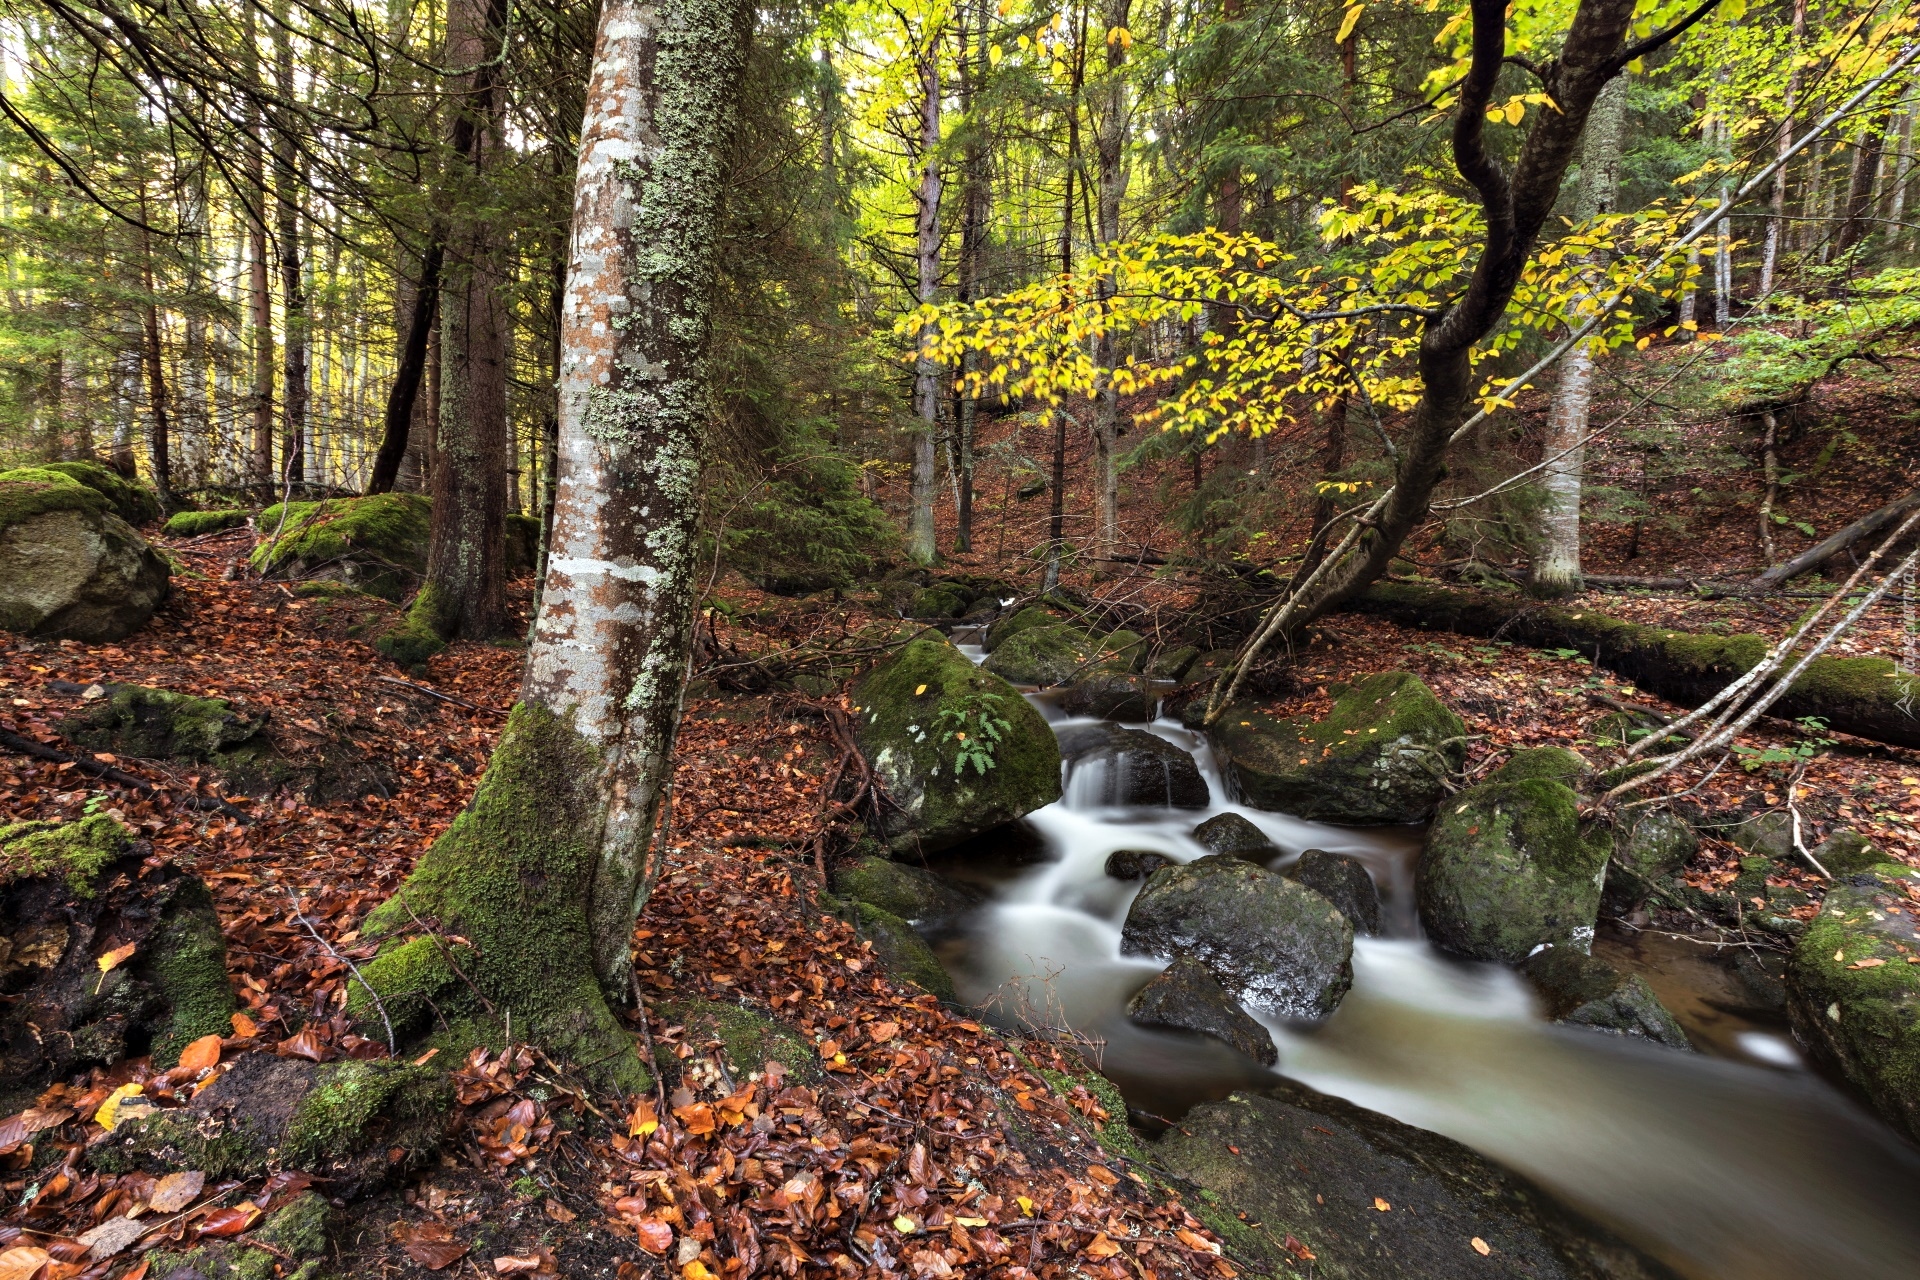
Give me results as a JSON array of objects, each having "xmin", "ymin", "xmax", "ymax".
[
  {"xmin": 672, "ymin": 1103, "xmax": 715, "ymax": 1135},
  {"xmin": 196, "ymin": 1203, "xmax": 261, "ymax": 1239},
  {"xmin": 1083, "ymin": 1234, "xmax": 1121, "ymax": 1260},
  {"xmin": 148, "ymin": 1171, "xmax": 205, "ymax": 1214},
  {"xmin": 116, "ymin": 1257, "xmax": 151, "ymax": 1280},
  {"xmin": 396, "ymin": 1223, "xmax": 468, "ymax": 1271},
  {"xmin": 1085, "ymin": 1165, "xmax": 1119, "ymax": 1187},
  {"xmin": 632, "ymin": 1219, "xmax": 674, "ymax": 1256},
  {"xmin": 1373, "ymin": 1197, "xmax": 1392, "ymax": 1211},
  {"xmin": 176, "ymin": 1036, "xmax": 223, "ymax": 1074},
  {"xmin": 0, "ymin": 1115, "xmax": 25, "ymax": 1156},
  {"xmin": 492, "ymin": 1257, "xmax": 542, "ymax": 1275},
  {"xmin": 542, "ymin": 1200, "xmax": 575, "ymax": 1224},
  {"xmin": 230, "ymin": 1012, "xmax": 259, "ymax": 1038},
  {"xmin": 75, "ymin": 1218, "xmax": 146, "ymax": 1260},
  {"xmin": 867, "ymin": 1021, "xmax": 899, "ymax": 1043},
  {"xmin": 0, "ymin": 1245, "xmax": 51, "ymax": 1280}
]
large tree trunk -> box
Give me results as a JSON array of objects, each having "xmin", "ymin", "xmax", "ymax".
[
  {"xmin": 1090, "ymin": 0, "xmax": 1132, "ymax": 567},
  {"xmin": 358, "ymin": 0, "xmax": 749, "ymax": 1081},
  {"xmin": 907, "ymin": 41, "xmax": 943, "ymax": 566},
  {"xmin": 1530, "ymin": 72, "xmax": 1627, "ymax": 598},
  {"xmin": 1836, "ymin": 115, "xmax": 1890, "ymax": 260}
]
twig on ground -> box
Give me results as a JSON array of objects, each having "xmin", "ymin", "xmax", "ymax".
[
  {"xmin": 285, "ymin": 885, "xmax": 395, "ymax": 1055},
  {"xmin": 0, "ymin": 725, "xmax": 252, "ymax": 821},
  {"xmin": 372, "ymin": 674, "xmax": 498, "ymax": 713}
]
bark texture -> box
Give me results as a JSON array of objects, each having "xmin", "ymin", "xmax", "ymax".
[
  {"xmin": 364, "ymin": 0, "xmax": 750, "ymax": 1081},
  {"xmin": 908, "ymin": 43, "xmax": 943, "ymax": 566},
  {"xmin": 1090, "ymin": 0, "xmax": 1132, "ymax": 565}
]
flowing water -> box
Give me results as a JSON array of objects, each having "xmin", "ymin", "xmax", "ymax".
[{"xmin": 933, "ymin": 635, "xmax": 1920, "ymax": 1280}]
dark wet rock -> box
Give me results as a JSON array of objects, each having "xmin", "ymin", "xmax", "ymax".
[
  {"xmin": 1144, "ymin": 645, "xmax": 1200, "ymax": 681},
  {"xmin": 1289, "ymin": 849, "xmax": 1383, "ymax": 936},
  {"xmin": 0, "ymin": 466, "xmax": 172, "ymax": 642},
  {"xmin": 829, "ymin": 856, "xmax": 978, "ymax": 930},
  {"xmin": 1786, "ymin": 861, "xmax": 1920, "ymax": 1142},
  {"xmin": 1121, "ymin": 855, "xmax": 1353, "ymax": 1020},
  {"xmin": 1717, "ymin": 811, "xmax": 1794, "ymax": 861},
  {"xmin": 1056, "ymin": 722, "xmax": 1208, "ymax": 808},
  {"xmin": 851, "ymin": 902, "xmax": 956, "ymax": 1001},
  {"xmin": 1519, "ymin": 946, "xmax": 1691, "ymax": 1050},
  {"xmin": 983, "ymin": 623, "xmax": 1128, "ymax": 687},
  {"xmin": 1190, "ymin": 813, "xmax": 1279, "ymax": 862},
  {"xmin": 1059, "ymin": 672, "xmax": 1158, "ymax": 720},
  {"xmin": 1155, "ymin": 1080, "xmax": 1678, "ymax": 1280},
  {"xmin": 1126, "ymin": 955, "xmax": 1277, "ymax": 1065},
  {"xmin": 1209, "ymin": 671, "xmax": 1465, "ymax": 824},
  {"xmin": 1419, "ymin": 779, "xmax": 1608, "ymax": 963},
  {"xmin": 1105, "ymin": 849, "xmax": 1171, "ymax": 881},
  {"xmin": 1, "ymin": 818, "xmax": 232, "ymax": 1111},
  {"xmin": 851, "ymin": 636, "xmax": 1061, "ymax": 853},
  {"xmin": 1601, "ymin": 808, "xmax": 1698, "ymax": 916}
]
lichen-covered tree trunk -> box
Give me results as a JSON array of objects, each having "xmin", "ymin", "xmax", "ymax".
[
  {"xmin": 359, "ymin": 0, "xmax": 749, "ymax": 1083},
  {"xmin": 908, "ymin": 46, "xmax": 943, "ymax": 567},
  {"xmin": 1090, "ymin": 0, "xmax": 1132, "ymax": 567},
  {"xmin": 1530, "ymin": 73, "xmax": 1626, "ymax": 599}
]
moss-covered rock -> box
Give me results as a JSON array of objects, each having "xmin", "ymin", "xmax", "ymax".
[
  {"xmin": 1122, "ymin": 854, "xmax": 1353, "ymax": 1020},
  {"xmin": 1519, "ymin": 946, "xmax": 1691, "ymax": 1049},
  {"xmin": 1288, "ymin": 849, "xmax": 1383, "ymax": 936},
  {"xmin": 61, "ymin": 682, "xmax": 267, "ymax": 761},
  {"xmin": 851, "ymin": 636, "xmax": 1061, "ymax": 854},
  {"xmin": 505, "ymin": 511, "xmax": 542, "ymax": 575},
  {"xmin": 1126, "ymin": 954, "xmax": 1277, "ymax": 1065},
  {"xmin": 1601, "ymin": 808, "xmax": 1698, "ymax": 915},
  {"xmin": 162, "ymin": 508, "xmax": 251, "ymax": 537},
  {"xmin": 2, "ymin": 825, "xmax": 232, "ymax": 1108},
  {"xmin": 1209, "ymin": 671, "xmax": 1466, "ymax": 824},
  {"xmin": 251, "ymin": 493, "xmax": 431, "ymax": 601},
  {"xmin": 1808, "ymin": 828, "xmax": 1888, "ymax": 878},
  {"xmin": 143, "ymin": 1192, "xmax": 332, "ymax": 1280},
  {"xmin": 1419, "ymin": 779, "xmax": 1608, "ymax": 962},
  {"xmin": 1058, "ymin": 671, "xmax": 1158, "ymax": 720},
  {"xmin": 1488, "ymin": 745, "xmax": 1590, "ymax": 785},
  {"xmin": 852, "ymin": 901, "xmax": 956, "ymax": 1001},
  {"xmin": 0, "ymin": 468, "xmax": 170, "ymax": 641},
  {"xmin": 37, "ymin": 460, "xmax": 162, "ymax": 526},
  {"xmin": 982, "ymin": 605, "xmax": 1063, "ymax": 653},
  {"xmin": 653, "ymin": 998, "xmax": 821, "ymax": 1085},
  {"xmin": 982, "ymin": 623, "xmax": 1127, "ymax": 687},
  {"xmin": 1786, "ymin": 863, "xmax": 1920, "ymax": 1142},
  {"xmin": 911, "ymin": 582, "xmax": 973, "ymax": 619},
  {"xmin": 1154, "ymin": 1081, "xmax": 1674, "ymax": 1280},
  {"xmin": 1144, "ymin": 644, "xmax": 1200, "ymax": 681},
  {"xmin": 1057, "ymin": 722, "xmax": 1209, "ymax": 808},
  {"xmin": 829, "ymin": 856, "xmax": 978, "ymax": 930}
]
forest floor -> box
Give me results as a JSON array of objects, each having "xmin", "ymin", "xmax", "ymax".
[{"xmin": 5, "ymin": 463, "xmax": 1920, "ymax": 1279}]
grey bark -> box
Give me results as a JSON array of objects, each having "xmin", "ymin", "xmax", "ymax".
[
  {"xmin": 908, "ymin": 38, "xmax": 943, "ymax": 566},
  {"xmin": 1090, "ymin": 0, "xmax": 1132, "ymax": 565},
  {"xmin": 1758, "ymin": 0, "xmax": 1808, "ymax": 300}
]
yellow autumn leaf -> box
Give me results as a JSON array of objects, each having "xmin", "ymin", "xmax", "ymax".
[
  {"xmin": 1016, "ymin": 1195, "xmax": 1034, "ymax": 1217},
  {"xmin": 1504, "ymin": 99, "xmax": 1525, "ymax": 125},
  {"xmin": 914, "ymin": 684, "xmax": 928, "ymax": 696},
  {"xmin": 97, "ymin": 941, "xmax": 137, "ymax": 973},
  {"xmin": 893, "ymin": 1215, "xmax": 918, "ymax": 1233},
  {"xmin": 1336, "ymin": 4, "xmax": 1364, "ymax": 43},
  {"xmin": 95, "ymin": 1083, "xmax": 143, "ymax": 1131}
]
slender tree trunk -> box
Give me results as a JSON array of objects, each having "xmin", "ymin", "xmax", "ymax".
[
  {"xmin": 1836, "ymin": 114, "xmax": 1890, "ymax": 260},
  {"xmin": 1758, "ymin": 410, "xmax": 1781, "ymax": 565},
  {"xmin": 1759, "ymin": 0, "xmax": 1807, "ymax": 300},
  {"xmin": 110, "ymin": 322, "xmax": 139, "ymax": 476},
  {"xmin": 138, "ymin": 203, "xmax": 173, "ymax": 511},
  {"xmin": 245, "ymin": 7, "xmax": 275, "ymax": 498},
  {"xmin": 1530, "ymin": 73, "xmax": 1627, "ymax": 598},
  {"xmin": 1043, "ymin": 12, "xmax": 1087, "ymax": 595},
  {"xmin": 359, "ymin": 0, "xmax": 749, "ymax": 1080},
  {"xmin": 952, "ymin": 0, "xmax": 989, "ymax": 555},
  {"xmin": 1713, "ymin": 117, "xmax": 1733, "ymax": 329},
  {"xmin": 273, "ymin": 3, "xmax": 308, "ymax": 488},
  {"xmin": 1089, "ymin": 0, "xmax": 1132, "ymax": 567},
  {"xmin": 1888, "ymin": 87, "xmax": 1916, "ymax": 247},
  {"xmin": 369, "ymin": 246, "xmax": 443, "ymax": 493},
  {"xmin": 907, "ymin": 37, "xmax": 943, "ymax": 566}
]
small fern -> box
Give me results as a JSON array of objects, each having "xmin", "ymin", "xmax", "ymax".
[{"xmin": 935, "ymin": 693, "xmax": 1013, "ymax": 776}]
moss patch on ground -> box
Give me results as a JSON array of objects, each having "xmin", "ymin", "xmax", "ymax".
[
  {"xmin": 0, "ymin": 813, "xmax": 129, "ymax": 895},
  {"xmin": 251, "ymin": 494, "xmax": 431, "ymax": 601},
  {"xmin": 61, "ymin": 683, "xmax": 268, "ymax": 762}
]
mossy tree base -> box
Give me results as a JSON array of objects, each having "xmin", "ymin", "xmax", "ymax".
[{"xmin": 349, "ymin": 702, "xmax": 649, "ymax": 1092}]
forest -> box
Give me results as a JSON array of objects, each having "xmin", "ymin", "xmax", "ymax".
[{"xmin": 1, "ymin": 0, "xmax": 1919, "ymax": 1277}]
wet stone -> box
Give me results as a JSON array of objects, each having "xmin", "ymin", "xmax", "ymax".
[
  {"xmin": 1126, "ymin": 955, "xmax": 1277, "ymax": 1065},
  {"xmin": 1519, "ymin": 946, "xmax": 1692, "ymax": 1051},
  {"xmin": 1056, "ymin": 722, "xmax": 1209, "ymax": 808},
  {"xmin": 1105, "ymin": 849, "xmax": 1171, "ymax": 881},
  {"xmin": 1190, "ymin": 813, "xmax": 1279, "ymax": 862},
  {"xmin": 1289, "ymin": 848, "xmax": 1383, "ymax": 936}
]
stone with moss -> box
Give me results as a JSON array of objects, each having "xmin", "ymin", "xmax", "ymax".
[
  {"xmin": 61, "ymin": 683, "xmax": 268, "ymax": 762},
  {"xmin": 982, "ymin": 605, "xmax": 1063, "ymax": 653},
  {"xmin": 1209, "ymin": 671, "xmax": 1466, "ymax": 824},
  {"xmin": 1126, "ymin": 954, "xmax": 1276, "ymax": 1065},
  {"xmin": 1600, "ymin": 808, "xmax": 1698, "ymax": 915},
  {"xmin": 144, "ymin": 1193, "xmax": 330, "ymax": 1280},
  {"xmin": 1144, "ymin": 644, "xmax": 1200, "ymax": 681},
  {"xmin": 982, "ymin": 623, "xmax": 1129, "ymax": 687},
  {"xmin": 829, "ymin": 856, "xmax": 977, "ymax": 930},
  {"xmin": 652, "ymin": 998, "xmax": 821, "ymax": 1086},
  {"xmin": 1419, "ymin": 778, "xmax": 1609, "ymax": 963},
  {"xmin": 250, "ymin": 493, "xmax": 431, "ymax": 601},
  {"xmin": 1058, "ymin": 672, "xmax": 1157, "ymax": 721},
  {"xmin": 163, "ymin": 508, "xmax": 250, "ymax": 537},
  {"xmin": 1519, "ymin": 945, "xmax": 1691, "ymax": 1049},
  {"xmin": 1807, "ymin": 828, "xmax": 1888, "ymax": 878},
  {"xmin": 1488, "ymin": 745, "xmax": 1590, "ymax": 785},
  {"xmin": 852, "ymin": 636, "xmax": 1060, "ymax": 854},
  {"xmin": 0, "ymin": 814, "xmax": 129, "ymax": 896},
  {"xmin": 0, "ymin": 467, "xmax": 171, "ymax": 642},
  {"xmin": 36, "ymin": 460, "xmax": 162, "ymax": 526},
  {"xmin": 1786, "ymin": 862, "xmax": 1920, "ymax": 1142},
  {"xmin": 852, "ymin": 901, "xmax": 956, "ymax": 1001},
  {"xmin": 911, "ymin": 582, "xmax": 972, "ymax": 619},
  {"xmin": 505, "ymin": 512, "xmax": 543, "ymax": 575},
  {"xmin": 1154, "ymin": 1080, "xmax": 1672, "ymax": 1280}
]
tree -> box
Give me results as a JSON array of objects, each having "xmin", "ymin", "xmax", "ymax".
[
  {"xmin": 907, "ymin": 19, "xmax": 945, "ymax": 566},
  {"xmin": 353, "ymin": 0, "xmax": 751, "ymax": 1076},
  {"xmin": 1089, "ymin": 0, "xmax": 1133, "ymax": 565}
]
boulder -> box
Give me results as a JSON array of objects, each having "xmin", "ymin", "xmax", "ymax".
[
  {"xmin": 1126, "ymin": 955, "xmax": 1277, "ymax": 1065},
  {"xmin": 829, "ymin": 856, "xmax": 978, "ymax": 930},
  {"xmin": 1209, "ymin": 672, "xmax": 1465, "ymax": 824},
  {"xmin": 61, "ymin": 683, "xmax": 267, "ymax": 761},
  {"xmin": 38, "ymin": 460, "xmax": 162, "ymax": 526},
  {"xmin": 1057, "ymin": 722, "xmax": 1208, "ymax": 808},
  {"xmin": 1786, "ymin": 862, "xmax": 1920, "ymax": 1142},
  {"xmin": 1, "ymin": 817, "xmax": 232, "ymax": 1110},
  {"xmin": 1191, "ymin": 812, "xmax": 1279, "ymax": 862},
  {"xmin": 1154, "ymin": 1080, "xmax": 1676, "ymax": 1280},
  {"xmin": 1488, "ymin": 745, "xmax": 1590, "ymax": 785},
  {"xmin": 1600, "ymin": 808, "xmax": 1698, "ymax": 916},
  {"xmin": 1144, "ymin": 644, "xmax": 1200, "ymax": 681},
  {"xmin": 1519, "ymin": 946, "xmax": 1691, "ymax": 1050},
  {"xmin": 851, "ymin": 637, "xmax": 1061, "ymax": 853},
  {"xmin": 1121, "ymin": 855, "xmax": 1353, "ymax": 1020},
  {"xmin": 250, "ymin": 493, "xmax": 431, "ymax": 601},
  {"xmin": 911, "ymin": 582, "xmax": 972, "ymax": 619},
  {"xmin": 1059, "ymin": 671, "xmax": 1158, "ymax": 720},
  {"xmin": 1419, "ymin": 779, "xmax": 1608, "ymax": 963},
  {"xmin": 851, "ymin": 901, "xmax": 956, "ymax": 1001},
  {"xmin": 983, "ymin": 623, "xmax": 1127, "ymax": 687},
  {"xmin": 983, "ymin": 604, "xmax": 1064, "ymax": 653},
  {"xmin": 161, "ymin": 508, "xmax": 250, "ymax": 537},
  {"xmin": 1105, "ymin": 849, "xmax": 1171, "ymax": 880},
  {"xmin": 505, "ymin": 512, "xmax": 543, "ymax": 575},
  {"xmin": 1807, "ymin": 828, "xmax": 1890, "ymax": 878},
  {"xmin": 0, "ymin": 467, "xmax": 171, "ymax": 642},
  {"xmin": 1289, "ymin": 849, "xmax": 1382, "ymax": 936}
]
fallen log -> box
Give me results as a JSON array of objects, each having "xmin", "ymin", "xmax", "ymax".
[
  {"xmin": 1345, "ymin": 580, "xmax": 1920, "ymax": 749},
  {"xmin": 1753, "ymin": 487, "xmax": 1920, "ymax": 587}
]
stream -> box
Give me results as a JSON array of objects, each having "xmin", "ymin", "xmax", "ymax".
[{"xmin": 932, "ymin": 634, "xmax": 1920, "ymax": 1280}]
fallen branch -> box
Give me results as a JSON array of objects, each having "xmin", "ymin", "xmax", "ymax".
[
  {"xmin": 371, "ymin": 675, "xmax": 499, "ymax": 713},
  {"xmin": 1751, "ymin": 486, "xmax": 1920, "ymax": 587}
]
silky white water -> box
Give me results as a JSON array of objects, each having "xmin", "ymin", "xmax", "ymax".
[{"xmin": 939, "ymin": 639, "xmax": 1920, "ymax": 1280}]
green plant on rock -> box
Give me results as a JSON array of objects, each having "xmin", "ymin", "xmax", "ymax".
[{"xmin": 933, "ymin": 692, "xmax": 1012, "ymax": 776}]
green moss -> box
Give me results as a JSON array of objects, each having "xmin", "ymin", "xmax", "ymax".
[
  {"xmin": 349, "ymin": 935, "xmax": 460, "ymax": 1040},
  {"xmin": 375, "ymin": 583, "xmax": 453, "ymax": 667},
  {"xmin": 361, "ymin": 703, "xmax": 647, "ymax": 1090},
  {"xmin": 982, "ymin": 605, "xmax": 1063, "ymax": 652},
  {"xmin": 852, "ymin": 902, "xmax": 956, "ymax": 1001},
  {"xmin": 286, "ymin": 1059, "xmax": 449, "ymax": 1163},
  {"xmin": 1488, "ymin": 745, "xmax": 1589, "ymax": 784},
  {"xmin": 62, "ymin": 684, "xmax": 265, "ymax": 762},
  {"xmin": 505, "ymin": 512, "xmax": 543, "ymax": 575},
  {"xmin": 655, "ymin": 998, "xmax": 820, "ymax": 1082},
  {"xmin": 829, "ymin": 856, "xmax": 972, "ymax": 924},
  {"xmin": 163, "ymin": 508, "xmax": 250, "ymax": 537},
  {"xmin": 251, "ymin": 494, "xmax": 431, "ymax": 601},
  {"xmin": 981, "ymin": 623, "xmax": 1129, "ymax": 687},
  {"xmin": 0, "ymin": 814, "xmax": 129, "ymax": 895},
  {"xmin": 36, "ymin": 461, "xmax": 161, "ymax": 525},
  {"xmin": 145, "ymin": 873, "xmax": 236, "ymax": 1066},
  {"xmin": 0, "ymin": 466, "xmax": 108, "ymax": 534}
]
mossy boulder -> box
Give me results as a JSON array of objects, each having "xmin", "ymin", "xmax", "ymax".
[
  {"xmin": 162, "ymin": 508, "xmax": 251, "ymax": 537},
  {"xmin": 1601, "ymin": 808, "xmax": 1699, "ymax": 915},
  {"xmin": 1144, "ymin": 644, "xmax": 1200, "ymax": 681},
  {"xmin": 1191, "ymin": 812, "xmax": 1279, "ymax": 862},
  {"xmin": 1418, "ymin": 779, "xmax": 1609, "ymax": 962},
  {"xmin": 1519, "ymin": 946, "xmax": 1691, "ymax": 1050},
  {"xmin": 1126, "ymin": 954, "xmax": 1277, "ymax": 1065},
  {"xmin": 829, "ymin": 856, "xmax": 978, "ymax": 931},
  {"xmin": 1489, "ymin": 745, "xmax": 1590, "ymax": 785},
  {"xmin": 1057, "ymin": 722, "xmax": 1208, "ymax": 807},
  {"xmin": 851, "ymin": 636, "xmax": 1061, "ymax": 854},
  {"xmin": 1209, "ymin": 672, "xmax": 1465, "ymax": 824},
  {"xmin": 2, "ymin": 820, "xmax": 232, "ymax": 1109},
  {"xmin": 911, "ymin": 582, "xmax": 973, "ymax": 619},
  {"xmin": 982, "ymin": 623, "xmax": 1127, "ymax": 687},
  {"xmin": 1058, "ymin": 671, "xmax": 1158, "ymax": 720},
  {"xmin": 1154, "ymin": 1080, "xmax": 1675, "ymax": 1280},
  {"xmin": 1121, "ymin": 854, "xmax": 1354, "ymax": 1020},
  {"xmin": 1289, "ymin": 849, "xmax": 1383, "ymax": 936},
  {"xmin": 983, "ymin": 605, "xmax": 1063, "ymax": 653},
  {"xmin": 251, "ymin": 493, "xmax": 431, "ymax": 601},
  {"xmin": 1786, "ymin": 863, "xmax": 1920, "ymax": 1142},
  {"xmin": 1807, "ymin": 828, "xmax": 1889, "ymax": 878},
  {"xmin": 38, "ymin": 460, "xmax": 162, "ymax": 526},
  {"xmin": 852, "ymin": 901, "xmax": 957, "ymax": 1001},
  {"xmin": 0, "ymin": 467, "xmax": 171, "ymax": 641},
  {"xmin": 60, "ymin": 682, "xmax": 268, "ymax": 761},
  {"xmin": 505, "ymin": 511, "xmax": 542, "ymax": 575},
  {"xmin": 652, "ymin": 998, "xmax": 821, "ymax": 1085},
  {"xmin": 143, "ymin": 1192, "xmax": 332, "ymax": 1280}
]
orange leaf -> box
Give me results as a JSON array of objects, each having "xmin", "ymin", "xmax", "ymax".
[
  {"xmin": 1084, "ymin": 1234, "xmax": 1121, "ymax": 1260},
  {"xmin": 632, "ymin": 1219, "xmax": 674, "ymax": 1256},
  {"xmin": 96, "ymin": 942, "xmax": 137, "ymax": 974},
  {"xmin": 147, "ymin": 1171, "xmax": 205, "ymax": 1214},
  {"xmin": 1086, "ymin": 1165, "xmax": 1119, "ymax": 1187},
  {"xmin": 195, "ymin": 1203, "xmax": 261, "ymax": 1239},
  {"xmin": 672, "ymin": 1103, "xmax": 715, "ymax": 1135},
  {"xmin": 177, "ymin": 1035, "xmax": 223, "ymax": 1073},
  {"xmin": 628, "ymin": 1099, "xmax": 659, "ymax": 1137},
  {"xmin": 1373, "ymin": 1197, "xmax": 1391, "ymax": 1211},
  {"xmin": 0, "ymin": 1246, "xmax": 51, "ymax": 1280},
  {"xmin": 1471, "ymin": 1237, "xmax": 1492, "ymax": 1256},
  {"xmin": 867, "ymin": 1021, "xmax": 900, "ymax": 1043},
  {"xmin": 492, "ymin": 1258, "xmax": 542, "ymax": 1275},
  {"xmin": 229, "ymin": 1012, "xmax": 259, "ymax": 1038}
]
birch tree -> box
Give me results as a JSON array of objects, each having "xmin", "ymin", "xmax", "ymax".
[
  {"xmin": 1090, "ymin": 0, "xmax": 1132, "ymax": 565},
  {"xmin": 908, "ymin": 25, "xmax": 944, "ymax": 566},
  {"xmin": 354, "ymin": 0, "xmax": 750, "ymax": 1079}
]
